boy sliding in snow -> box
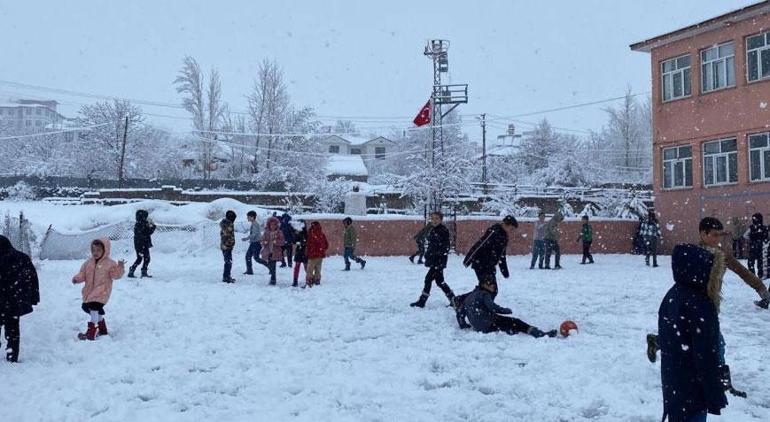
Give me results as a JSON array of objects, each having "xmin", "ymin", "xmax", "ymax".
[
  {"xmin": 72, "ymin": 238, "xmax": 125, "ymax": 341},
  {"xmin": 455, "ymin": 280, "xmax": 556, "ymax": 338}
]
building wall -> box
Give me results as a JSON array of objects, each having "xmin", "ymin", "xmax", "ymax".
[
  {"xmin": 648, "ymin": 11, "xmax": 770, "ymax": 251},
  {"xmin": 312, "ymin": 218, "xmax": 638, "ymax": 257}
]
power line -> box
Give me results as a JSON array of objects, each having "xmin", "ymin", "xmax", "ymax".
[{"xmin": 0, "ymin": 122, "xmax": 111, "ymax": 141}]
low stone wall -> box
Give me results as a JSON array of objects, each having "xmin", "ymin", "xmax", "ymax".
[{"xmin": 306, "ymin": 217, "xmax": 638, "ymax": 256}]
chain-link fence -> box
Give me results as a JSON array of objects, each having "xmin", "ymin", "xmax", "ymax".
[
  {"xmin": 40, "ymin": 221, "xmax": 226, "ymax": 260},
  {"xmin": 2, "ymin": 211, "xmax": 33, "ymax": 255}
]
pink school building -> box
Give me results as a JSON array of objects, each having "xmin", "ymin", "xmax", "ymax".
[{"xmin": 631, "ymin": 1, "xmax": 770, "ymax": 251}]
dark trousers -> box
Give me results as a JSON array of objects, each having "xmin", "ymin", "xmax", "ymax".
[
  {"xmin": 485, "ymin": 314, "xmax": 531, "ymax": 335},
  {"xmin": 222, "ymin": 249, "xmax": 233, "ymax": 281},
  {"xmin": 344, "ymin": 247, "xmax": 364, "ymax": 266},
  {"xmin": 245, "ymin": 242, "xmax": 268, "ymax": 273},
  {"xmin": 281, "ymin": 244, "xmax": 293, "ymax": 267},
  {"xmin": 410, "ymin": 243, "xmax": 425, "ymax": 263},
  {"xmin": 544, "ymin": 239, "xmax": 560, "ymax": 268},
  {"xmin": 268, "ymin": 259, "xmax": 277, "ymax": 282},
  {"xmin": 748, "ymin": 244, "xmax": 764, "ymax": 278},
  {"xmin": 645, "ymin": 236, "xmax": 658, "ymax": 266},
  {"xmin": 732, "ymin": 239, "xmax": 744, "ymax": 259},
  {"xmin": 581, "ymin": 241, "xmax": 594, "ymax": 263},
  {"xmin": 421, "ymin": 266, "xmax": 455, "ymax": 300},
  {"xmin": 530, "ymin": 240, "xmax": 545, "ymax": 268},
  {"xmin": 1, "ymin": 315, "xmax": 20, "ymax": 362},
  {"xmin": 131, "ymin": 246, "xmax": 151, "ymax": 271}
]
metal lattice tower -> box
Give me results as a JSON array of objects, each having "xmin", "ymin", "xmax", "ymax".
[{"xmin": 423, "ymin": 39, "xmax": 468, "ymax": 211}]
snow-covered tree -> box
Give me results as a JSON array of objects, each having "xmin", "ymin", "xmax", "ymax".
[{"xmin": 174, "ymin": 56, "xmax": 226, "ymax": 179}]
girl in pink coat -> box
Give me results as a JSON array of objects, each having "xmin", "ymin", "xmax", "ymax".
[
  {"xmin": 261, "ymin": 216, "xmax": 285, "ymax": 285},
  {"xmin": 72, "ymin": 238, "xmax": 125, "ymax": 340}
]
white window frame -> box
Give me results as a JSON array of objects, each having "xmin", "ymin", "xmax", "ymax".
[
  {"xmin": 746, "ymin": 31, "xmax": 770, "ymax": 82},
  {"xmin": 701, "ymin": 42, "xmax": 735, "ymax": 93},
  {"xmin": 661, "ymin": 54, "xmax": 692, "ymax": 102},
  {"xmin": 702, "ymin": 138, "xmax": 738, "ymax": 187},
  {"xmin": 375, "ymin": 146, "xmax": 386, "ymax": 159},
  {"xmin": 662, "ymin": 145, "xmax": 693, "ymax": 189},
  {"xmin": 749, "ymin": 132, "xmax": 770, "ymax": 182}
]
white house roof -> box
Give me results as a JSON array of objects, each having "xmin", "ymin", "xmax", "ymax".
[
  {"xmin": 321, "ymin": 134, "xmax": 395, "ymax": 146},
  {"xmin": 325, "ymin": 155, "xmax": 369, "ymax": 177}
]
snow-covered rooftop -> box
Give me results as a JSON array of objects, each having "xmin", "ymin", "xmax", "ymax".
[
  {"xmin": 321, "ymin": 134, "xmax": 392, "ymax": 146},
  {"xmin": 325, "ymin": 154, "xmax": 368, "ymax": 176}
]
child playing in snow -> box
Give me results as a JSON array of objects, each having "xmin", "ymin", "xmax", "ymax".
[
  {"xmin": 305, "ymin": 222, "xmax": 329, "ymax": 288},
  {"xmin": 243, "ymin": 210, "xmax": 268, "ymax": 276},
  {"xmin": 72, "ymin": 238, "xmax": 125, "ymax": 341},
  {"xmin": 577, "ymin": 215, "xmax": 594, "ymax": 264},
  {"xmin": 292, "ymin": 221, "xmax": 308, "ymax": 287},
  {"xmin": 342, "ymin": 217, "xmax": 366, "ymax": 270},
  {"xmin": 455, "ymin": 280, "xmax": 556, "ymax": 338},
  {"xmin": 261, "ymin": 216, "xmax": 285, "ymax": 285}
]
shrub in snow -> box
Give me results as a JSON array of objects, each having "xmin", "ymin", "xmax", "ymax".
[
  {"xmin": 312, "ymin": 178, "xmax": 350, "ymax": 214},
  {"xmin": 557, "ymin": 198, "xmax": 576, "ymax": 217},
  {"xmin": 596, "ymin": 190, "xmax": 648, "ymax": 219},
  {"xmin": 482, "ymin": 191, "xmax": 540, "ymax": 217},
  {"xmin": 5, "ymin": 181, "xmax": 37, "ymax": 201}
]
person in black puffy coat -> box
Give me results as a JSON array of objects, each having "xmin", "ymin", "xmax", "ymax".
[
  {"xmin": 128, "ymin": 209, "xmax": 156, "ymax": 278},
  {"xmin": 461, "ymin": 215, "xmax": 517, "ymax": 296},
  {"xmin": 658, "ymin": 243, "xmax": 727, "ymax": 422},
  {"xmin": 0, "ymin": 235, "xmax": 40, "ymax": 362},
  {"xmin": 409, "ymin": 212, "xmax": 456, "ymax": 308}
]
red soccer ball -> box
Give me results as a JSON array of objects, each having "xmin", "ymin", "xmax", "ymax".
[{"xmin": 560, "ymin": 320, "xmax": 579, "ymax": 337}]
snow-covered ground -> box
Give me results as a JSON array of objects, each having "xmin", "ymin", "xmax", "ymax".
[{"xmin": 3, "ymin": 244, "xmax": 770, "ymax": 421}]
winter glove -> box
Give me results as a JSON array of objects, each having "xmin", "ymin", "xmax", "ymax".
[{"xmin": 498, "ymin": 307, "xmax": 512, "ymax": 315}]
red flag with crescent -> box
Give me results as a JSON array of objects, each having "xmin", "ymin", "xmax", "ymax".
[{"xmin": 413, "ymin": 100, "xmax": 431, "ymax": 127}]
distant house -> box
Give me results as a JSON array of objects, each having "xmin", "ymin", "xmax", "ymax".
[
  {"xmin": 0, "ymin": 99, "xmax": 65, "ymax": 132},
  {"xmin": 320, "ymin": 134, "xmax": 396, "ymax": 161},
  {"xmin": 325, "ymin": 155, "xmax": 369, "ymax": 182}
]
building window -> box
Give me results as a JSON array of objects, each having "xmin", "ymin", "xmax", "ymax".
[
  {"xmin": 25, "ymin": 120, "xmax": 31, "ymax": 127},
  {"xmin": 25, "ymin": 108, "xmax": 31, "ymax": 115},
  {"xmin": 350, "ymin": 147, "xmax": 362, "ymax": 155},
  {"xmin": 35, "ymin": 120, "xmax": 42, "ymax": 127},
  {"xmin": 328, "ymin": 145, "xmax": 340, "ymax": 153},
  {"xmin": 702, "ymin": 138, "xmax": 738, "ymax": 186},
  {"xmin": 701, "ymin": 42, "xmax": 735, "ymax": 92},
  {"xmin": 662, "ymin": 145, "xmax": 693, "ymax": 189},
  {"xmin": 661, "ymin": 55, "xmax": 691, "ymax": 101},
  {"xmin": 36, "ymin": 108, "xmax": 41, "ymax": 115},
  {"xmin": 747, "ymin": 32, "xmax": 770, "ymax": 82},
  {"xmin": 64, "ymin": 132, "xmax": 74, "ymax": 142},
  {"xmin": 749, "ymin": 132, "xmax": 770, "ymax": 181},
  {"xmin": 375, "ymin": 147, "xmax": 386, "ymax": 159}
]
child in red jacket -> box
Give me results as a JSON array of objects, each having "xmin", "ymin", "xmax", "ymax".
[{"xmin": 305, "ymin": 222, "xmax": 329, "ymax": 288}]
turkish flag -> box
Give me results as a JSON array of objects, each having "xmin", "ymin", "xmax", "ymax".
[{"xmin": 413, "ymin": 100, "xmax": 431, "ymax": 127}]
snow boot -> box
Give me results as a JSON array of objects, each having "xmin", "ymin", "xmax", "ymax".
[
  {"xmin": 292, "ymin": 279, "xmax": 298, "ymax": 287},
  {"xmin": 128, "ymin": 265, "xmax": 137, "ymax": 278},
  {"xmin": 78, "ymin": 323, "xmax": 97, "ymax": 341},
  {"xmin": 417, "ymin": 259, "xmax": 423, "ymax": 264},
  {"xmin": 140, "ymin": 269, "xmax": 152, "ymax": 278},
  {"xmin": 410, "ymin": 293, "xmax": 428, "ymax": 308},
  {"xmin": 243, "ymin": 271, "xmax": 254, "ymax": 275},
  {"xmin": 344, "ymin": 263, "xmax": 351, "ymax": 271},
  {"xmin": 409, "ymin": 255, "xmax": 415, "ymax": 263},
  {"xmin": 646, "ymin": 334, "xmax": 659, "ymax": 363},
  {"xmin": 527, "ymin": 327, "xmax": 557, "ymax": 338},
  {"xmin": 360, "ymin": 260, "xmax": 366, "ymax": 270},
  {"xmin": 97, "ymin": 319, "xmax": 108, "ymax": 336}
]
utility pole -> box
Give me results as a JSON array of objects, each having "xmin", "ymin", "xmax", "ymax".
[
  {"xmin": 422, "ymin": 39, "xmax": 468, "ymax": 212},
  {"xmin": 480, "ymin": 113, "xmax": 487, "ymax": 188},
  {"xmin": 118, "ymin": 115, "xmax": 128, "ymax": 188}
]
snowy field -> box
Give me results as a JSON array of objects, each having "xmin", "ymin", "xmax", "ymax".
[{"xmin": 3, "ymin": 245, "xmax": 770, "ymax": 421}]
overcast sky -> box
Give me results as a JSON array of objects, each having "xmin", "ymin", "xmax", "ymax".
[{"xmin": 0, "ymin": 0, "xmax": 755, "ymax": 140}]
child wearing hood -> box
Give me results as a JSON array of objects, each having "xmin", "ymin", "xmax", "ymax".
[
  {"xmin": 305, "ymin": 222, "xmax": 329, "ymax": 288},
  {"xmin": 261, "ymin": 216, "xmax": 285, "ymax": 285},
  {"xmin": 72, "ymin": 238, "xmax": 125, "ymax": 341},
  {"xmin": 128, "ymin": 209, "xmax": 156, "ymax": 278}
]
